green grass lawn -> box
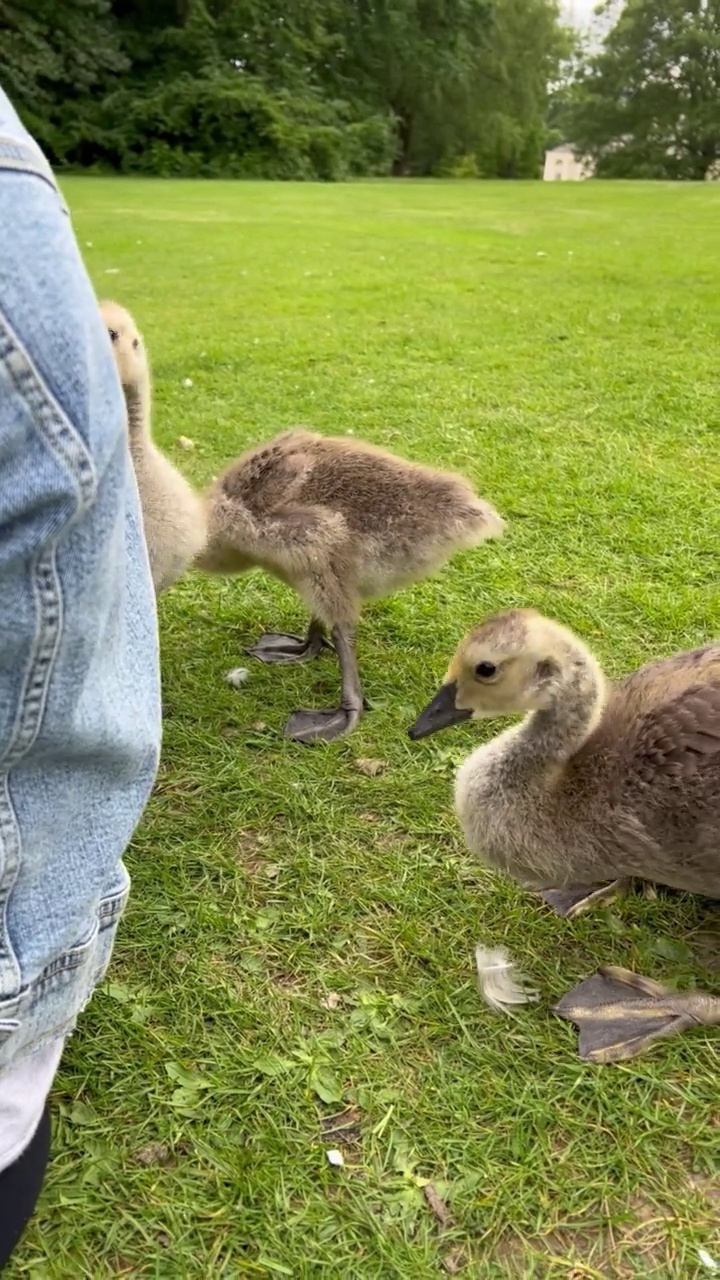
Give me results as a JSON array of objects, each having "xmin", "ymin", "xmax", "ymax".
[{"xmin": 12, "ymin": 178, "xmax": 720, "ymax": 1278}]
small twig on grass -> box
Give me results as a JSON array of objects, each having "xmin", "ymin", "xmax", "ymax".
[{"xmin": 423, "ymin": 1182, "xmax": 454, "ymax": 1230}]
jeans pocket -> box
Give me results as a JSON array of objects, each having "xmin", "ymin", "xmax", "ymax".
[{"xmin": 0, "ymin": 866, "xmax": 130, "ymax": 1069}]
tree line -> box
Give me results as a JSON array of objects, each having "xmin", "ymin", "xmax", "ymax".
[
  {"xmin": 0, "ymin": 0, "xmax": 567, "ymax": 178},
  {"xmin": 554, "ymin": 0, "xmax": 720, "ymax": 181},
  {"xmin": 0, "ymin": 0, "xmax": 717, "ymax": 180}
]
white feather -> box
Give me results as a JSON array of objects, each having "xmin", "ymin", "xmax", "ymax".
[
  {"xmin": 225, "ymin": 667, "xmax": 250, "ymax": 688},
  {"xmin": 474, "ymin": 944, "xmax": 539, "ymax": 1014}
]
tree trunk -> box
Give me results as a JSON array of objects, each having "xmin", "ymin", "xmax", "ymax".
[
  {"xmin": 392, "ymin": 113, "xmax": 412, "ymax": 176},
  {"xmin": 691, "ymin": 140, "xmax": 719, "ymax": 181}
]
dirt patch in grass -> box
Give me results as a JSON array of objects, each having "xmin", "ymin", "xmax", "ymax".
[
  {"xmin": 321, "ymin": 1105, "xmax": 363, "ymax": 1146},
  {"xmin": 495, "ymin": 1198, "xmax": 685, "ymax": 1278}
]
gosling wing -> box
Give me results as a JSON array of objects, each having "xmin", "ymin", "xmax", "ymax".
[{"xmin": 622, "ymin": 670, "xmax": 720, "ymax": 786}]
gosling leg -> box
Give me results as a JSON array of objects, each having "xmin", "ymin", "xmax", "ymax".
[
  {"xmin": 553, "ymin": 965, "xmax": 720, "ymax": 1063},
  {"xmin": 537, "ymin": 878, "xmax": 632, "ymax": 919},
  {"xmin": 246, "ymin": 617, "xmax": 330, "ymax": 665},
  {"xmin": 284, "ymin": 623, "xmax": 364, "ymax": 743}
]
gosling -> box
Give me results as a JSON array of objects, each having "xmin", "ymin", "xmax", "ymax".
[
  {"xmin": 198, "ymin": 429, "xmax": 504, "ymax": 742},
  {"xmin": 100, "ymin": 300, "xmax": 206, "ymax": 594},
  {"xmin": 409, "ymin": 609, "xmax": 720, "ymax": 1060}
]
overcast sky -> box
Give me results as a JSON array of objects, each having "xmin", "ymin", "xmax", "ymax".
[{"xmin": 561, "ymin": 0, "xmax": 599, "ymax": 26}]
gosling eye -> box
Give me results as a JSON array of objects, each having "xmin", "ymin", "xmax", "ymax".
[
  {"xmin": 108, "ymin": 328, "xmax": 119, "ymax": 343},
  {"xmin": 132, "ymin": 337, "xmax": 139, "ymax": 349},
  {"xmin": 474, "ymin": 661, "xmax": 497, "ymax": 680}
]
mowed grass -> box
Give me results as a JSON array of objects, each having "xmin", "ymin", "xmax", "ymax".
[{"xmin": 12, "ymin": 179, "xmax": 720, "ymax": 1279}]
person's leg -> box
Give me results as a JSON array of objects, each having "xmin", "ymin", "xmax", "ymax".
[
  {"xmin": 0, "ymin": 1107, "xmax": 51, "ymax": 1270},
  {"xmin": 0, "ymin": 1035, "xmax": 62, "ymax": 1266},
  {"xmin": 0, "ymin": 90, "xmax": 161, "ymax": 1263}
]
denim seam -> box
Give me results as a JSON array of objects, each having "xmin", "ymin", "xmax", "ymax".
[
  {"xmin": 0, "ymin": 321, "xmax": 98, "ymax": 515},
  {"xmin": 0, "ymin": 886, "xmax": 127, "ymax": 1020},
  {"xmin": 0, "ymin": 320, "xmax": 98, "ymax": 1000},
  {"xmin": 0, "ymin": 135, "xmax": 67, "ymax": 214},
  {"xmin": 8, "ymin": 551, "xmax": 64, "ymax": 767},
  {"xmin": 0, "ymin": 777, "xmax": 22, "ymax": 997},
  {"xmin": 0, "ymin": 549, "xmax": 64, "ymax": 1000}
]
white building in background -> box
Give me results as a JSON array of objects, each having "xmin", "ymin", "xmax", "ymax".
[{"xmin": 543, "ymin": 144, "xmax": 595, "ymax": 180}]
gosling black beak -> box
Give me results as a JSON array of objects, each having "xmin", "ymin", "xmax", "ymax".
[{"xmin": 408, "ymin": 681, "xmax": 472, "ymax": 740}]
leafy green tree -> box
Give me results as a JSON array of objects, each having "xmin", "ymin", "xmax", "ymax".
[
  {"xmin": 325, "ymin": 0, "xmax": 494, "ymax": 174},
  {"xmin": 567, "ymin": 0, "xmax": 720, "ymax": 179},
  {"xmin": 0, "ymin": 0, "xmax": 570, "ymax": 178},
  {"xmin": 472, "ymin": 0, "xmax": 570, "ymax": 177},
  {"xmin": 0, "ymin": 0, "xmax": 127, "ymax": 149}
]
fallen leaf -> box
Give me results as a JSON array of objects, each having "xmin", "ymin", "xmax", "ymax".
[
  {"xmin": 105, "ymin": 981, "xmax": 134, "ymax": 1003},
  {"xmin": 651, "ymin": 935, "xmax": 693, "ymax": 964},
  {"xmin": 134, "ymin": 1141, "xmax": 172, "ymax": 1167},
  {"xmin": 320, "ymin": 991, "xmax": 342, "ymax": 1010},
  {"xmin": 177, "ymin": 435, "xmax": 195, "ymax": 451},
  {"xmin": 69, "ymin": 1101, "xmax": 97, "ymax": 1126},
  {"xmin": 253, "ymin": 1053, "xmax": 293, "ymax": 1077},
  {"xmin": 442, "ymin": 1251, "xmax": 467, "ymax": 1275},
  {"xmin": 310, "ymin": 1065, "xmax": 343, "ymax": 1104},
  {"xmin": 423, "ymin": 1182, "xmax": 454, "ymax": 1230},
  {"xmin": 355, "ymin": 758, "xmax": 388, "ymax": 777},
  {"xmin": 165, "ymin": 1062, "xmax": 211, "ymax": 1089}
]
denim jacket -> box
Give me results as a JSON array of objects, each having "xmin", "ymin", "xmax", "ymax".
[{"xmin": 0, "ymin": 89, "xmax": 161, "ymax": 1071}]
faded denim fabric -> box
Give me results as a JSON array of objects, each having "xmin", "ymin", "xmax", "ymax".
[{"xmin": 0, "ymin": 89, "xmax": 161, "ymax": 1072}]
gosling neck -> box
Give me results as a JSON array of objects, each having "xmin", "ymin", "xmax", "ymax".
[
  {"xmin": 124, "ymin": 376, "xmax": 151, "ymax": 442},
  {"xmin": 519, "ymin": 642, "xmax": 606, "ymax": 764}
]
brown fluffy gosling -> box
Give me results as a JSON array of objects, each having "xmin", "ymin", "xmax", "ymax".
[
  {"xmin": 100, "ymin": 300, "xmax": 207, "ymax": 594},
  {"xmin": 409, "ymin": 608, "xmax": 720, "ymax": 1061},
  {"xmin": 197, "ymin": 429, "xmax": 504, "ymax": 742}
]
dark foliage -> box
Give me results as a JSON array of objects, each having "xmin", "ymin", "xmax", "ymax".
[{"xmin": 0, "ymin": 0, "xmax": 567, "ymax": 177}]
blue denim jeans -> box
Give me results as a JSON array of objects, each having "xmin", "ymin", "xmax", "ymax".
[{"xmin": 0, "ymin": 89, "xmax": 161, "ymax": 1074}]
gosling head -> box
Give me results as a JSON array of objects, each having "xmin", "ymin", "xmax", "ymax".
[
  {"xmin": 99, "ymin": 300, "xmax": 146, "ymax": 394},
  {"xmin": 408, "ymin": 609, "xmax": 575, "ymax": 740}
]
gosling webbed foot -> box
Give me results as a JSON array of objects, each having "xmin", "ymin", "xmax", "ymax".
[
  {"xmin": 246, "ymin": 630, "xmax": 330, "ymax": 665},
  {"xmin": 282, "ymin": 620, "xmax": 366, "ymax": 742},
  {"xmin": 553, "ymin": 965, "xmax": 704, "ymax": 1063},
  {"xmin": 537, "ymin": 878, "xmax": 631, "ymax": 919},
  {"xmin": 283, "ymin": 703, "xmax": 363, "ymax": 744}
]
